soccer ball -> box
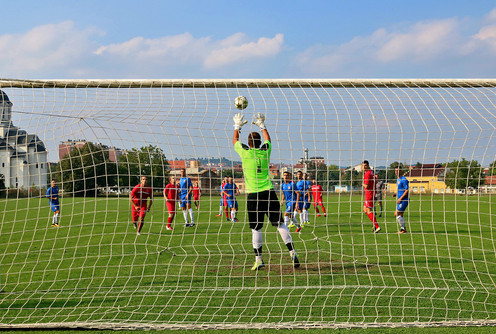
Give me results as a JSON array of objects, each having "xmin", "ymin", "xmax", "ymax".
[{"xmin": 234, "ymin": 96, "xmax": 248, "ymax": 110}]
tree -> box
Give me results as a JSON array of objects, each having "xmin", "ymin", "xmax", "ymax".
[
  {"xmin": 118, "ymin": 145, "xmax": 169, "ymax": 189},
  {"xmin": 306, "ymin": 161, "xmax": 340, "ymax": 190},
  {"xmin": 341, "ymin": 168, "xmax": 360, "ymax": 188},
  {"xmin": 386, "ymin": 161, "xmax": 406, "ymax": 183},
  {"xmin": 444, "ymin": 158, "xmax": 485, "ymax": 190},
  {"xmin": 57, "ymin": 142, "xmax": 118, "ymax": 196},
  {"xmin": 489, "ymin": 160, "xmax": 496, "ymax": 176}
]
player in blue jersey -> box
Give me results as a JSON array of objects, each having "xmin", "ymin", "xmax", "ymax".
[
  {"xmin": 303, "ymin": 173, "xmax": 313, "ymax": 223},
  {"xmin": 222, "ymin": 176, "xmax": 240, "ymax": 222},
  {"xmin": 179, "ymin": 168, "xmax": 195, "ymax": 227},
  {"xmin": 295, "ymin": 171, "xmax": 310, "ymax": 226},
  {"xmin": 46, "ymin": 179, "xmax": 60, "ymax": 227},
  {"xmin": 393, "ymin": 166, "xmax": 409, "ymax": 234},
  {"xmin": 280, "ymin": 171, "xmax": 302, "ymax": 232}
]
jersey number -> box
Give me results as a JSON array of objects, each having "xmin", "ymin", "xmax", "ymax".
[{"xmin": 256, "ymin": 158, "xmax": 262, "ymax": 174}]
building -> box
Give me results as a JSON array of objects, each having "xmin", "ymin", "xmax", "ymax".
[
  {"xmin": 388, "ymin": 163, "xmax": 451, "ymax": 194},
  {"xmin": 481, "ymin": 175, "xmax": 496, "ymax": 194},
  {"xmin": 59, "ymin": 140, "xmax": 124, "ymax": 162},
  {"xmin": 0, "ymin": 90, "xmax": 48, "ymax": 188},
  {"xmin": 298, "ymin": 148, "xmax": 325, "ymax": 166},
  {"xmin": 169, "ymin": 160, "xmax": 218, "ymax": 194}
]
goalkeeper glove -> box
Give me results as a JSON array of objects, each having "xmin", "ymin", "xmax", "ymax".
[
  {"xmin": 233, "ymin": 113, "xmax": 248, "ymax": 130},
  {"xmin": 252, "ymin": 112, "xmax": 266, "ymax": 130}
]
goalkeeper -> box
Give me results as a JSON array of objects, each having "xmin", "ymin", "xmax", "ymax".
[{"xmin": 232, "ymin": 112, "xmax": 299, "ymax": 270}]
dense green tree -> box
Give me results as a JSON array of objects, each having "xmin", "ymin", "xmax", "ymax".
[
  {"xmin": 386, "ymin": 161, "xmax": 406, "ymax": 183},
  {"xmin": 118, "ymin": 145, "xmax": 169, "ymax": 189},
  {"xmin": 444, "ymin": 158, "xmax": 485, "ymax": 190},
  {"xmin": 341, "ymin": 168, "xmax": 360, "ymax": 188},
  {"xmin": 57, "ymin": 142, "xmax": 117, "ymax": 196}
]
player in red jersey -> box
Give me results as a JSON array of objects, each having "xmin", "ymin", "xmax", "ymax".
[
  {"xmin": 216, "ymin": 177, "xmax": 228, "ymax": 217},
  {"xmin": 311, "ymin": 179, "xmax": 327, "ymax": 217},
  {"xmin": 192, "ymin": 181, "xmax": 202, "ymax": 209},
  {"xmin": 362, "ymin": 161, "xmax": 380, "ymax": 233},
  {"xmin": 163, "ymin": 176, "xmax": 179, "ymax": 231},
  {"xmin": 130, "ymin": 176, "xmax": 153, "ymax": 235}
]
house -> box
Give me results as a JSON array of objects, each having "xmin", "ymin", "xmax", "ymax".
[
  {"xmin": 481, "ymin": 175, "xmax": 496, "ymax": 194},
  {"xmin": 59, "ymin": 140, "xmax": 124, "ymax": 162},
  {"xmin": 169, "ymin": 160, "xmax": 218, "ymax": 194},
  {"xmin": 0, "ymin": 90, "xmax": 48, "ymax": 189},
  {"xmin": 388, "ymin": 163, "xmax": 451, "ymax": 194}
]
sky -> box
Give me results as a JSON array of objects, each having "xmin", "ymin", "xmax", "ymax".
[{"xmin": 1, "ymin": 1, "xmax": 496, "ymax": 79}]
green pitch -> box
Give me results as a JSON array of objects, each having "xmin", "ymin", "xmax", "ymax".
[{"xmin": 0, "ymin": 194, "xmax": 495, "ymax": 327}]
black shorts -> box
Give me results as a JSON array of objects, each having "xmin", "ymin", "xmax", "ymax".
[{"xmin": 246, "ymin": 189, "xmax": 283, "ymax": 230}]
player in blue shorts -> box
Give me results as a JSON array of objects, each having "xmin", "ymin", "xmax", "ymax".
[
  {"xmin": 295, "ymin": 171, "xmax": 310, "ymax": 226},
  {"xmin": 179, "ymin": 168, "xmax": 195, "ymax": 227},
  {"xmin": 303, "ymin": 173, "xmax": 312, "ymax": 223},
  {"xmin": 46, "ymin": 179, "xmax": 60, "ymax": 227},
  {"xmin": 222, "ymin": 176, "xmax": 240, "ymax": 222},
  {"xmin": 280, "ymin": 171, "xmax": 302, "ymax": 232},
  {"xmin": 393, "ymin": 166, "xmax": 409, "ymax": 234}
]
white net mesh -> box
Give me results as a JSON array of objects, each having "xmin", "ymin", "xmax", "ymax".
[{"xmin": 0, "ymin": 79, "xmax": 495, "ymax": 329}]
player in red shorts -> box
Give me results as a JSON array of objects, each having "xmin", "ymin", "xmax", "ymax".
[
  {"xmin": 130, "ymin": 176, "xmax": 153, "ymax": 235},
  {"xmin": 216, "ymin": 177, "xmax": 228, "ymax": 217},
  {"xmin": 192, "ymin": 181, "xmax": 202, "ymax": 209},
  {"xmin": 311, "ymin": 179, "xmax": 326, "ymax": 217},
  {"xmin": 362, "ymin": 160, "xmax": 380, "ymax": 233},
  {"xmin": 163, "ymin": 176, "xmax": 179, "ymax": 231}
]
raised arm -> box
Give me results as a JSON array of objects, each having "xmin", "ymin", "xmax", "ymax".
[{"xmin": 233, "ymin": 113, "xmax": 247, "ymax": 146}]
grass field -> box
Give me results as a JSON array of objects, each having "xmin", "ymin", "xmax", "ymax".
[{"xmin": 0, "ymin": 193, "xmax": 495, "ymax": 329}]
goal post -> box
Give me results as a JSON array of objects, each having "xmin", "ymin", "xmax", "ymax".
[{"xmin": 0, "ymin": 78, "xmax": 495, "ymax": 330}]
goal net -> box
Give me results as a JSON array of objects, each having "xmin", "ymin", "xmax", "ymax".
[{"xmin": 0, "ymin": 79, "xmax": 495, "ymax": 330}]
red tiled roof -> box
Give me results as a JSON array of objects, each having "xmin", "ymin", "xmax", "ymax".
[
  {"xmin": 485, "ymin": 175, "xmax": 496, "ymax": 185},
  {"xmin": 406, "ymin": 164, "xmax": 445, "ymax": 178}
]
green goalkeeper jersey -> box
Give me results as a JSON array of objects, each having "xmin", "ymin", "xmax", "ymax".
[{"xmin": 234, "ymin": 140, "xmax": 273, "ymax": 194}]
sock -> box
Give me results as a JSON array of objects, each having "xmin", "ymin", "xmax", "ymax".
[
  {"xmin": 315, "ymin": 207, "xmax": 320, "ymax": 214},
  {"xmin": 299, "ymin": 212, "xmax": 304, "ymax": 225},
  {"xmin": 218, "ymin": 206, "xmax": 223, "ymax": 214},
  {"xmin": 303, "ymin": 209, "xmax": 309, "ymax": 222},
  {"xmin": 397, "ymin": 216, "xmax": 406, "ymax": 229},
  {"xmin": 231, "ymin": 210, "xmax": 236, "ymax": 220},
  {"xmin": 291, "ymin": 215, "xmax": 300, "ymax": 227},
  {"xmin": 367, "ymin": 212, "xmax": 379, "ymax": 228},
  {"xmin": 188, "ymin": 208, "xmax": 194, "ymax": 223},
  {"xmin": 321, "ymin": 206, "xmax": 326, "ymax": 214},
  {"xmin": 277, "ymin": 224, "xmax": 293, "ymax": 245},
  {"xmin": 182, "ymin": 210, "xmax": 189, "ymax": 223},
  {"xmin": 167, "ymin": 216, "xmax": 172, "ymax": 226},
  {"xmin": 52, "ymin": 215, "xmax": 57, "ymax": 225},
  {"xmin": 252, "ymin": 229, "xmax": 263, "ymax": 258},
  {"xmin": 225, "ymin": 206, "xmax": 229, "ymax": 218},
  {"xmin": 284, "ymin": 215, "xmax": 290, "ymax": 226}
]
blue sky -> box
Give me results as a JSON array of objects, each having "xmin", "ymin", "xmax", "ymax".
[{"xmin": 1, "ymin": 1, "xmax": 496, "ymax": 79}]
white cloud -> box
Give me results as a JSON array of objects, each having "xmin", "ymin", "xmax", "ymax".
[
  {"xmin": 376, "ymin": 19, "xmax": 459, "ymax": 62},
  {"xmin": 0, "ymin": 21, "xmax": 102, "ymax": 77},
  {"xmin": 204, "ymin": 33, "xmax": 284, "ymax": 69},
  {"xmin": 0, "ymin": 23, "xmax": 283, "ymax": 78},
  {"xmin": 96, "ymin": 32, "xmax": 284, "ymax": 70},
  {"xmin": 295, "ymin": 8, "xmax": 496, "ymax": 76}
]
